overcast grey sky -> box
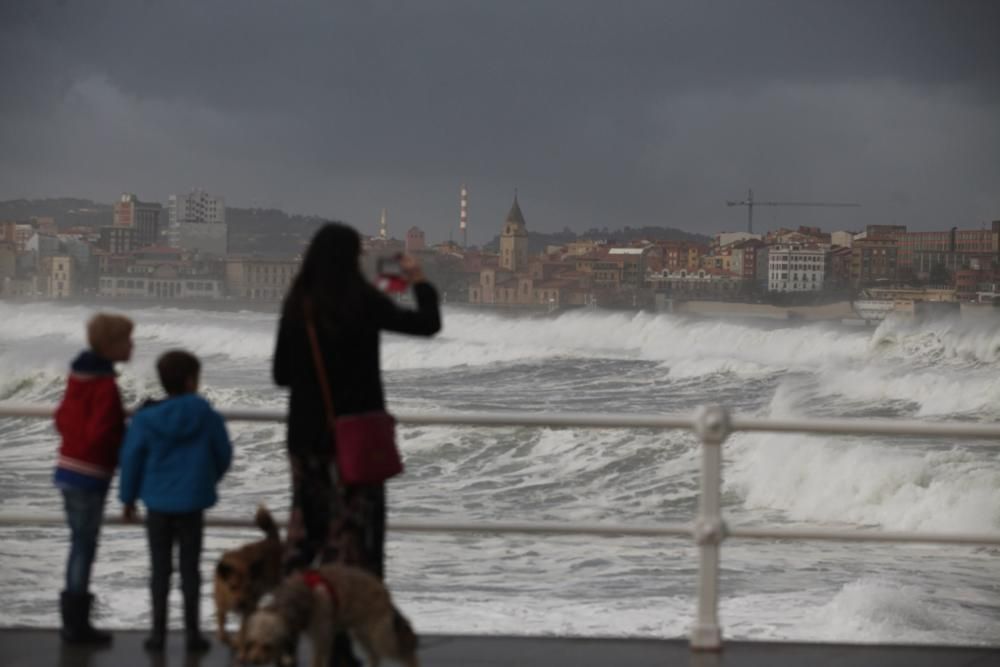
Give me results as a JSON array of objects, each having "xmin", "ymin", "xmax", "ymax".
[{"xmin": 1, "ymin": 1, "xmax": 998, "ymax": 242}]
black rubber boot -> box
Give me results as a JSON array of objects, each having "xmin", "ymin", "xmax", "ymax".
[
  {"xmin": 183, "ymin": 584, "xmax": 209, "ymax": 653},
  {"xmin": 60, "ymin": 591, "xmax": 112, "ymax": 645},
  {"xmin": 143, "ymin": 589, "xmax": 167, "ymax": 652}
]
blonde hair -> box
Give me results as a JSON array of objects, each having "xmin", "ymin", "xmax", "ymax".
[{"xmin": 86, "ymin": 313, "xmax": 134, "ymax": 357}]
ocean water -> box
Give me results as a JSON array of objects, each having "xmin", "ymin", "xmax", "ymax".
[{"xmin": 0, "ymin": 300, "xmax": 999, "ymax": 644}]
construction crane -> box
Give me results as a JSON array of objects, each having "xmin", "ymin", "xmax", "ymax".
[{"xmin": 726, "ymin": 189, "xmax": 860, "ymax": 234}]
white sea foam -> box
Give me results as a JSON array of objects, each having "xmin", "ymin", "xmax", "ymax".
[
  {"xmin": 8, "ymin": 300, "xmax": 997, "ymax": 375},
  {"xmin": 800, "ymin": 577, "xmax": 995, "ymax": 645},
  {"xmin": 2, "ymin": 301, "xmax": 999, "ymax": 644},
  {"xmin": 816, "ymin": 366, "xmax": 1000, "ymax": 417},
  {"xmin": 727, "ymin": 431, "xmax": 1000, "ymax": 531},
  {"xmin": 872, "ymin": 315, "xmax": 1000, "ymax": 367}
]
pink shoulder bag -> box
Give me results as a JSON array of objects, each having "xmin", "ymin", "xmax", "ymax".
[{"xmin": 304, "ymin": 306, "xmax": 403, "ymax": 485}]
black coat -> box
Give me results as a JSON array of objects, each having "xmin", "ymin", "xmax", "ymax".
[{"xmin": 272, "ymin": 282, "xmax": 441, "ymax": 458}]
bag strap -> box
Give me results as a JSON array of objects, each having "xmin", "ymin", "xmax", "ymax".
[
  {"xmin": 304, "ymin": 300, "xmax": 338, "ymax": 437},
  {"xmin": 304, "ymin": 299, "xmax": 348, "ymax": 495}
]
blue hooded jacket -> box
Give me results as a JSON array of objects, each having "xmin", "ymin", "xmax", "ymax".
[{"xmin": 118, "ymin": 394, "xmax": 232, "ymax": 513}]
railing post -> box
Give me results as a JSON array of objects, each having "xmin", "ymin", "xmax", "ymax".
[{"xmin": 689, "ymin": 405, "xmax": 730, "ymax": 651}]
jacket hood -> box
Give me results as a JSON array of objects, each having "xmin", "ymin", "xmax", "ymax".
[
  {"xmin": 70, "ymin": 350, "xmax": 115, "ymax": 375},
  {"xmin": 137, "ymin": 394, "xmax": 214, "ymax": 441}
]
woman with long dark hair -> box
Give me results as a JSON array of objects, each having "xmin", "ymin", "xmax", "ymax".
[{"xmin": 273, "ymin": 222, "xmax": 440, "ymax": 581}]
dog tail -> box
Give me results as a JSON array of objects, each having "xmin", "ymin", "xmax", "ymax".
[
  {"xmin": 255, "ymin": 505, "xmax": 281, "ymax": 543},
  {"xmin": 392, "ymin": 606, "xmax": 419, "ymax": 655}
]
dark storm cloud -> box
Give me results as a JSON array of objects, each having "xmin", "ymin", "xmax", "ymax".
[{"xmin": 1, "ymin": 0, "xmax": 998, "ymax": 240}]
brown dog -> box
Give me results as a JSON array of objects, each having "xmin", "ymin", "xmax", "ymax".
[
  {"xmin": 214, "ymin": 505, "xmax": 283, "ymax": 647},
  {"xmin": 239, "ymin": 563, "xmax": 419, "ymax": 667}
]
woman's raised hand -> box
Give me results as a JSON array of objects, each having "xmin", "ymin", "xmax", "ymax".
[{"xmin": 398, "ymin": 254, "xmax": 427, "ymax": 284}]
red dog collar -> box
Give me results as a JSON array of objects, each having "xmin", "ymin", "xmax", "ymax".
[{"xmin": 302, "ymin": 570, "xmax": 338, "ymax": 608}]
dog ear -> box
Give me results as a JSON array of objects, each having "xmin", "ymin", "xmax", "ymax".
[{"xmin": 216, "ymin": 561, "xmax": 234, "ymax": 579}]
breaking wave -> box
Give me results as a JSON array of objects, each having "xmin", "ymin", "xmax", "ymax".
[{"xmin": 2, "ymin": 300, "xmax": 999, "ymax": 644}]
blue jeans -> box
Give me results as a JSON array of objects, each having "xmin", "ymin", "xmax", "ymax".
[{"xmin": 62, "ymin": 488, "xmax": 107, "ymax": 594}]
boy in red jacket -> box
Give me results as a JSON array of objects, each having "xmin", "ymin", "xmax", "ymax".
[{"xmin": 53, "ymin": 313, "xmax": 134, "ymax": 644}]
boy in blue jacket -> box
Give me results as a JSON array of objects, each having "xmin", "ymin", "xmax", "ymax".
[{"xmin": 119, "ymin": 350, "xmax": 232, "ymax": 653}]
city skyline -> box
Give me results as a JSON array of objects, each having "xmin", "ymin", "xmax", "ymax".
[{"xmin": 1, "ymin": 1, "xmax": 998, "ymax": 241}]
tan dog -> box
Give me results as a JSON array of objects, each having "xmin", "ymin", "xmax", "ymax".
[
  {"xmin": 214, "ymin": 505, "xmax": 283, "ymax": 647},
  {"xmin": 239, "ymin": 563, "xmax": 419, "ymax": 667}
]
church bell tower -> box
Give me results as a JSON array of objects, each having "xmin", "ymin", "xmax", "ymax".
[{"xmin": 499, "ymin": 193, "xmax": 528, "ymax": 272}]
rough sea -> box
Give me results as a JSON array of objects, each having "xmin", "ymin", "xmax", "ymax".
[{"xmin": 1, "ymin": 300, "xmax": 998, "ymax": 644}]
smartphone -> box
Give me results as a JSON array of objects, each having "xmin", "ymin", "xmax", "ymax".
[{"xmin": 376, "ymin": 255, "xmax": 408, "ymax": 293}]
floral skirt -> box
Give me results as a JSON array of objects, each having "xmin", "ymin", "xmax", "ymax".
[{"xmin": 284, "ymin": 448, "xmax": 386, "ymax": 578}]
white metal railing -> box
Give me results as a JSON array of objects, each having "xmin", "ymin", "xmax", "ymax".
[{"xmin": 2, "ymin": 401, "xmax": 1000, "ymax": 651}]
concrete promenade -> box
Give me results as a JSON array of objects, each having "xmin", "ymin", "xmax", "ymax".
[{"xmin": 2, "ymin": 630, "xmax": 998, "ymax": 667}]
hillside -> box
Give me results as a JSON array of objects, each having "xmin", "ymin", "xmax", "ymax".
[
  {"xmin": 223, "ymin": 207, "xmax": 327, "ymax": 255},
  {"xmin": 0, "ymin": 198, "xmax": 112, "ymax": 228},
  {"xmin": 0, "ymin": 197, "xmax": 328, "ymax": 256},
  {"xmin": 2, "ymin": 199, "xmax": 712, "ymax": 257}
]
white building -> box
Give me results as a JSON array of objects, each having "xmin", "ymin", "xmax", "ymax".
[
  {"xmin": 98, "ymin": 274, "xmax": 223, "ymax": 300},
  {"xmin": 14, "ymin": 224, "xmax": 35, "ymax": 251},
  {"xmin": 608, "ymin": 246, "xmax": 654, "ymax": 288},
  {"xmin": 46, "ymin": 255, "xmax": 74, "ymax": 298},
  {"xmin": 767, "ymin": 244, "xmax": 826, "ymax": 292},
  {"xmin": 831, "ymin": 230, "xmax": 856, "ymax": 248},
  {"xmin": 25, "ymin": 231, "xmax": 60, "ymax": 257},
  {"xmin": 168, "ymin": 190, "xmax": 226, "ymax": 251}
]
